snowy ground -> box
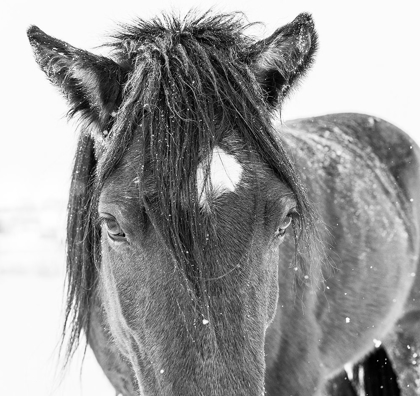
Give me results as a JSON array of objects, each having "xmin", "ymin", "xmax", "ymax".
[{"xmin": 0, "ymin": 201, "xmax": 115, "ymax": 395}]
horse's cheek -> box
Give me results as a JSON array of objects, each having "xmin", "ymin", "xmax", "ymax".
[
  {"xmin": 98, "ymin": 241, "xmax": 146, "ymax": 356},
  {"xmin": 265, "ymin": 248, "xmax": 280, "ymax": 327},
  {"xmin": 98, "ymin": 244, "xmax": 128, "ymax": 350}
]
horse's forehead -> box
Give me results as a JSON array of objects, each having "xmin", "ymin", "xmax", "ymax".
[{"xmin": 103, "ymin": 136, "xmax": 275, "ymax": 207}]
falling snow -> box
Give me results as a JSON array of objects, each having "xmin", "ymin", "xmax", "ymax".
[{"xmin": 373, "ymin": 339, "xmax": 382, "ymax": 348}]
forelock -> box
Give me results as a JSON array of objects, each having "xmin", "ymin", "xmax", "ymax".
[{"xmin": 95, "ymin": 11, "xmax": 320, "ymax": 298}]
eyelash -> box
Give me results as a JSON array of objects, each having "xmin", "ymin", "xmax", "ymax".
[
  {"xmin": 98, "ymin": 215, "xmax": 126, "ymax": 241},
  {"xmin": 275, "ymin": 214, "xmax": 293, "ymax": 238},
  {"xmin": 276, "ymin": 207, "xmax": 299, "ymax": 239}
]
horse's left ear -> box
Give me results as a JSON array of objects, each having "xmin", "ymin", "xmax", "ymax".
[
  {"xmin": 27, "ymin": 26, "xmax": 124, "ymax": 126},
  {"xmin": 250, "ymin": 13, "xmax": 318, "ymax": 107}
]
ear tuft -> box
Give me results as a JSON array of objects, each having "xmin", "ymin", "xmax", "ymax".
[
  {"xmin": 27, "ymin": 26, "xmax": 125, "ymax": 127},
  {"xmin": 251, "ymin": 13, "xmax": 318, "ymax": 107}
]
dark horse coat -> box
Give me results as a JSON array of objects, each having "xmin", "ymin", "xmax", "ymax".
[{"xmin": 28, "ymin": 11, "xmax": 420, "ymax": 396}]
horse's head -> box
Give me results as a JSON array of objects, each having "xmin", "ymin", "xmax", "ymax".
[{"xmin": 28, "ymin": 12, "xmax": 318, "ymax": 395}]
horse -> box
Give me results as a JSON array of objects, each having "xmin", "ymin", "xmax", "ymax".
[{"xmin": 27, "ymin": 11, "xmax": 420, "ymax": 396}]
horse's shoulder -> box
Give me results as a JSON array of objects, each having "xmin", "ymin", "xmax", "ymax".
[{"xmin": 283, "ymin": 113, "xmax": 420, "ymax": 201}]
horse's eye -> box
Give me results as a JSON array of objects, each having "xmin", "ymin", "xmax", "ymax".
[
  {"xmin": 275, "ymin": 214, "xmax": 293, "ymax": 239},
  {"xmin": 101, "ymin": 216, "xmax": 126, "ymax": 241}
]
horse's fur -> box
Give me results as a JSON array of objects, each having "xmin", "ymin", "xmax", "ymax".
[{"xmin": 28, "ymin": 11, "xmax": 420, "ymax": 396}]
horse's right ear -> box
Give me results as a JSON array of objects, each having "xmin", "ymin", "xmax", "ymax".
[{"xmin": 27, "ymin": 26, "xmax": 124, "ymax": 127}]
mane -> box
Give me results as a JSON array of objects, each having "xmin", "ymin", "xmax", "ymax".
[{"xmin": 64, "ymin": 11, "xmax": 322, "ymax": 362}]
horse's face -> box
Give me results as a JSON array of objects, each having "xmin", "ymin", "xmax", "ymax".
[
  {"xmin": 97, "ymin": 137, "xmax": 296, "ymax": 394},
  {"xmin": 28, "ymin": 11, "xmax": 317, "ymax": 395}
]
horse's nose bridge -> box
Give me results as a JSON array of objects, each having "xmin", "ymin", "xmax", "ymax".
[
  {"xmin": 127, "ymin": 323, "xmax": 264, "ymax": 396},
  {"xmin": 121, "ymin": 255, "xmax": 267, "ymax": 396}
]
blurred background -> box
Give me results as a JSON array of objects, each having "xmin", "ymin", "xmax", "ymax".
[{"xmin": 1, "ymin": 0, "xmax": 418, "ymax": 394}]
